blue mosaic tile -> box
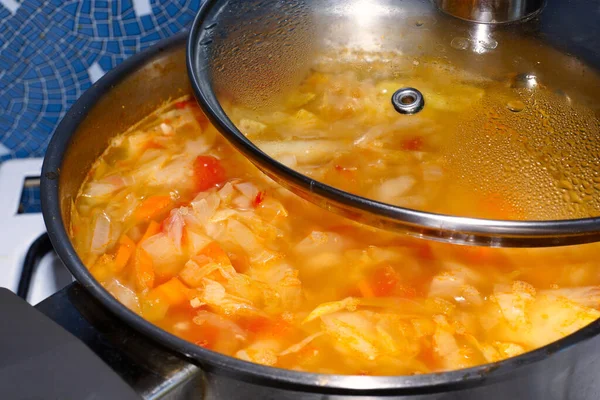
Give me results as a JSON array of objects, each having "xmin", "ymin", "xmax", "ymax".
[
  {"xmin": 0, "ymin": 0, "xmax": 202, "ymax": 166},
  {"xmin": 141, "ymin": 15, "xmax": 154, "ymax": 31},
  {"xmin": 124, "ymin": 21, "xmax": 141, "ymax": 35}
]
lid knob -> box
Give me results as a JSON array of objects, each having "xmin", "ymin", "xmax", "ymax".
[
  {"xmin": 391, "ymin": 88, "xmax": 424, "ymax": 115},
  {"xmin": 435, "ymin": 0, "xmax": 545, "ymax": 23}
]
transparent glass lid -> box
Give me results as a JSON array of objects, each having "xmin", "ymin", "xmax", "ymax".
[{"xmin": 187, "ymin": 0, "xmax": 600, "ymax": 247}]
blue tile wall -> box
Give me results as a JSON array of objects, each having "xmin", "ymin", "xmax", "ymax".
[{"xmin": 0, "ymin": 0, "xmax": 202, "ymax": 163}]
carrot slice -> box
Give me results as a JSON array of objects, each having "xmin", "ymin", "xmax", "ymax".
[
  {"xmin": 135, "ymin": 196, "xmax": 172, "ymax": 221},
  {"xmin": 134, "ymin": 248, "xmax": 155, "ymax": 291},
  {"xmin": 152, "ymin": 277, "xmax": 192, "ymax": 307},
  {"xmin": 120, "ymin": 234, "xmax": 136, "ymax": 248},
  {"xmin": 140, "ymin": 220, "xmax": 161, "ymax": 243},
  {"xmin": 239, "ymin": 315, "xmax": 292, "ymax": 337},
  {"xmin": 199, "ymin": 241, "xmax": 231, "ymax": 266},
  {"xmin": 113, "ymin": 246, "xmax": 132, "ymax": 272},
  {"xmin": 113, "ymin": 234, "xmax": 136, "ymax": 272},
  {"xmin": 357, "ymin": 279, "xmax": 375, "ymax": 298},
  {"xmin": 401, "ymin": 136, "xmax": 424, "ymax": 151}
]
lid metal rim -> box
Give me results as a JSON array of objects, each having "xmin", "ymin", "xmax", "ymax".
[{"xmin": 186, "ymin": 0, "xmax": 600, "ymax": 248}]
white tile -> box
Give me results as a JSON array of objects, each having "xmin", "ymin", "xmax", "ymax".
[
  {"xmin": 87, "ymin": 62, "xmax": 105, "ymax": 84},
  {"xmin": 0, "ymin": 0, "xmax": 20, "ymax": 15},
  {"xmin": 0, "ymin": 143, "xmax": 9, "ymax": 157},
  {"xmin": 132, "ymin": 0, "xmax": 152, "ymax": 17}
]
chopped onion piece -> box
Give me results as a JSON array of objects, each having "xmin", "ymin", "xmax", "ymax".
[
  {"xmin": 375, "ymin": 176, "xmax": 416, "ymax": 202},
  {"xmin": 540, "ymin": 286, "xmax": 600, "ymax": 308},
  {"xmin": 193, "ymin": 310, "xmax": 247, "ymax": 341},
  {"xmin": 320, "ymin": 311, "xmax": 379, "ymax": 360},
  {"xmin": 218, "ymin": 182, "xmax": 236, "ymax": 203},
  {"xmin": 226, "ymin": 219, "xmax": 261, "ymax": 253},
  {"xmin": 239, "ymin": 119, "xmax": 267, "ymax": 137},
  {"xmin": 191, "ymin": 192, "xmax": 220, "ymax": 224},
  {"xmin": 90, "ymin": 212, "xmax": 112, "ymax": 254},
  {"xmin": 160, "ymin": 122, "xmax": 174, "ymax": 135},
  {"xmin": 82, "ymin": 176, "xmax": 127, "ymax": 199},
  {"xmin": 163, "ymin": 208, "xmax": 187, "ymax": 251},
  {"xmin": 236, "ymin": 340, "xmax": 281, "ymax": 366},
  {"xmin": 256, "ymin": 140, "xmax": 347, "ymax": 165},
  {"xmin": 303, "ymin": 297, "xmax": 360, "ymax": 324},
  {"xmin": 234, "ymin": 182, "xmax": 260, "ymax": 201},
  {"xmin": 185, "ymin": 137, "xmax": 213, "ymax": 156},
  {"xmin": 279, "ymin": 332, "xmax": 323, "ymax": 356},
  {"xmin": 105, "ymin": 279, "xmax": 141, "ymax": 314}
]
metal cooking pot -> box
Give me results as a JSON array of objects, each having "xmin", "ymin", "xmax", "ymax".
[{"xmin": 41, "ymin": 7, "xmax": 600, "ymax": 400}]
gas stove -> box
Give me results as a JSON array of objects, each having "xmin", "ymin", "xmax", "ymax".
[{"xmin": 0, "ymin": 158, "xmax": 70, "ymax": 303}]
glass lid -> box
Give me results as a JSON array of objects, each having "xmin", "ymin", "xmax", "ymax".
[{"xmin": 187, "ymin": 0, "xmax": 600, "ymax": 247}]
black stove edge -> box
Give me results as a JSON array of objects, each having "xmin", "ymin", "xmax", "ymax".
[
  {"xmin": 34, "ymin": 283, "xmax": 204, "ymax": 400},
  {"xmin": 0, "ymin": 287, "xmax": 140, "ymax": 400}
]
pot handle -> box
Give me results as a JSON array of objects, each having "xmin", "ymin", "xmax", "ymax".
[{"xmin": 35, "ymin": 283, "xmax": 204, "ymax": 400}]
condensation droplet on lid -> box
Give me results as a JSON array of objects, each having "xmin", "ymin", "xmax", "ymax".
[
  {"xmin": 450, "ymin": 37, "xmax": 470, "ymax": 50},
  {"xmin": 511, "ymin": 73, "xmax": 539, "ymax": 89},
  {"xmin": 479, "ymin": 38, "xmax": 498, "ymax": 50},
  {"xmin": 507, "ymin": 100, "xmax": 525, "ymax": 113}
]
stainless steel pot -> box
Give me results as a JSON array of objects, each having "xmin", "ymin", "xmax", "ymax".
[{"xmin": 41, "ymin": 22, "xmax": 600, "ymax": 400}]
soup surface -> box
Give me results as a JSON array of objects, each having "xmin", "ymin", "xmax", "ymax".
[
  {"xmin": 225, "ymin": 51, "xmax": 600, "ymax": 220},
  {"xmin": 72, "ymin": 89, "xmax": 600, "ymax": 375}
]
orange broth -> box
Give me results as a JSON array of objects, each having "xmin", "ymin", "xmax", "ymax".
[{"xmin": 71, "ymin": 93, "xmax": 600, "ymax": 375}]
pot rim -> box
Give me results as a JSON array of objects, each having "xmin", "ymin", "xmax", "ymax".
[{"xmin": 41, "ymin": 30, "xmax": 600, "ymax": 396}]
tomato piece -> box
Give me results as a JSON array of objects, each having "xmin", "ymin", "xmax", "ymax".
[
  {"xmin": 253, "ymin": 191, "xmax": 265, "ymax": 207},
  {"xmin": 241, "ymin": 316, "xmax": 272, "ymax": 334},
  {"xmin": 401, "ymin": 136, "xmax": 423, "ymax": 151},
  {"xmin": 175, "ymin": 99, "xmax": 194, "ymax": 109},
  {"xmin": 194, "ymin": 156, "xmax": 226, "ymax": 192},
  {"xmin": 370, "ymin": 265, "xmax": 400, "ymax": 297}
]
